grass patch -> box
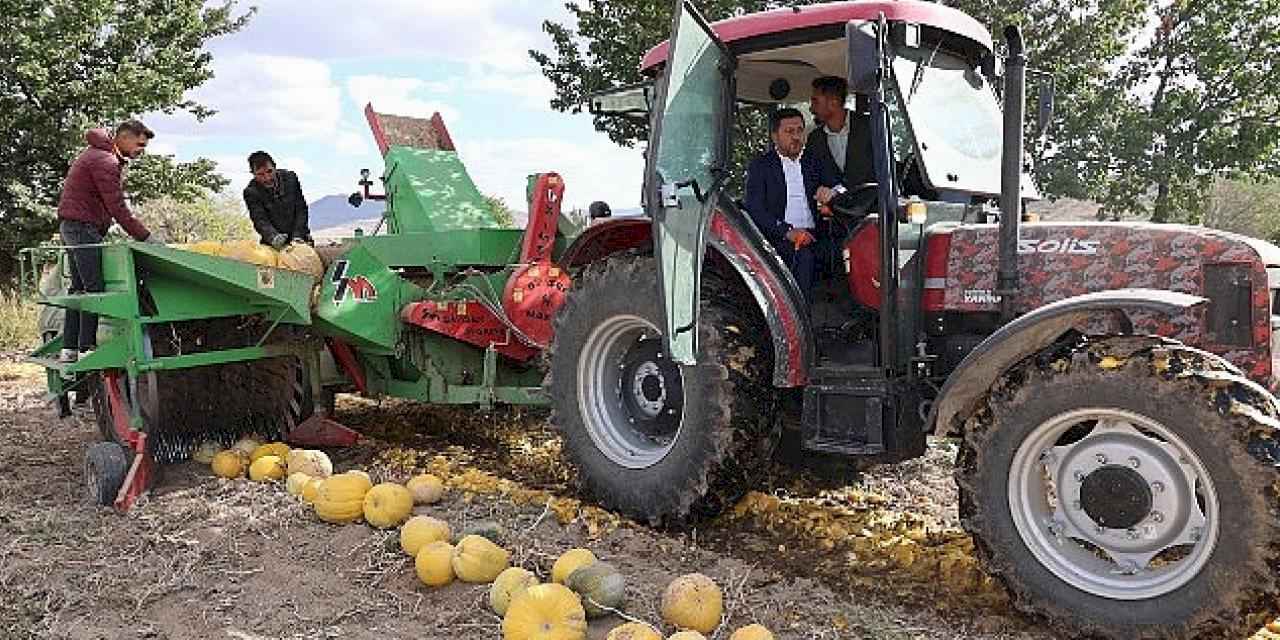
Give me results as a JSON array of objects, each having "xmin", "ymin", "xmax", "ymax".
[{"xmin": 0, "ymin": 290, "xmax": 39, "ymax": 351}]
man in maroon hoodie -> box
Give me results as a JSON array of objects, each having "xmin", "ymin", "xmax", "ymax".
[{"xmin": 56, "ymin": 120, "xmax": 161, "ymax": 363}]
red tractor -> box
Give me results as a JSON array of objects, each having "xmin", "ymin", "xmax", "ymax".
[{"xmin": 546, "ymin": 1, "xmax": 1280, "ymax": 637}]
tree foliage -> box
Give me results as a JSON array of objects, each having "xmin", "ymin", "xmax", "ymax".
[
  {"xmin": 0, "ymin": 0, "xmax": 251, "ymax": 274},
  {"xmin": 532, "ymin": 0, "xmax": 1280, "ymax": 225},
  {"xmin": 129, "ymin": 193, "xmax": 254, "ymax": 245}
]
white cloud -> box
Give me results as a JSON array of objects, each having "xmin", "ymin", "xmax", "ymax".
[
  {"xmin": 460, "ymin": 136, "xmax": 645, "ymax": 214},
  {"xmin": 466, "ymin": 65, "xmax": 556, "ymax": 111},
  {"xmin": 149, "ymin": 54, "xmax": 342, "ymax": 140},
  {"xmin": 346, "ymin": 75, "xmax": 461, "ymax": 124}
]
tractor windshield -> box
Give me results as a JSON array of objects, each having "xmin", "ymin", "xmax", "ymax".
[{"xmin": 890, "ymin": 46, "xmax": 1004, "ymax": 197}]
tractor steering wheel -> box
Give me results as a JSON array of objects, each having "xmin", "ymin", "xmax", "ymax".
[{"xmin": 827, "ymin": 182, "xmax": 879, "ymax": 221}]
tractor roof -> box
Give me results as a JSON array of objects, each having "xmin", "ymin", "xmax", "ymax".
[{"xmin": 640, "ymin": 1, "xmax": 993, "ymax": 74}]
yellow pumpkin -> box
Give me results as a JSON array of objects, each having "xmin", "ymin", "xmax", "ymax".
[
  {"xmin": 286, "ymin": 449, "xmax": 333, "ymax": 478},
  {"xmin": 667, "ymin": 633, "xmax": 707, "ymax": 640},
  {"xmin": 363, "ymin": 483, "xmax": 414, "ymax": 529},
  {"xmin": 189, "ymin": 241, "xmax": 225, "ymax": 257},
  {"xmin": 231, "ymin": 435, "xmax": 263, "ymax": 458},
  {"xmin": 605, "ymin": 622, "xmax": 662, "ymax": 640},
  {"xmin": 491, "ymin": 567, "xmax": 539, "ymax": 616},
  {"xmin": 415, "ymin": 541, "xmax": 456, "ymax": 587},
  {"xmin": 501, "ymin": 583, "xmax": 587, "ymax": 640},
  {"xmin": 192, "ymin": 441, "xmax": 220, "ymax": 464},
  {"xmin": 224, "ymin": 240, "xmax": 279, "ymax": 267},
  {"xmin": 277, "ymin": 243, "xmax": 325, "ymax": 278},
  {"xmin": 728, "ymin": 624, "xmax": 774, "ymax": 640},
  {"xmin": 661, "ymin": 574, "xmax": 722, "ymax": 634},
  {"xmin": 248, "ymin": 455, "xmax": 286, "ymax": 482},
  {"xmin": 314, "ymin": 473, "xmax": 372, "ymax": 524},
  {"xmin": 250, "ymin": 442, "xmax": 290, "ymax": 463},
  {"xmin": 211, "ymin": 451, "xmax": 246, "ymax": 478},
  {"xmin": 452, "ymin": 534, "xmax": 511, "ymax": 583},
  {"xmin": 406, "ymin": 473, "xmax": 446, "ymax": 504},
  {"xmin": 286, "ymin": 472, "xmax": 312, "ymax": 496},
  {"xmin": 401, "ymin": 516, "xmax": 452, "ymax": 557},
  {"xmin": 552, "ymin": 548, "xmax": 597, "ymax": 584},
  {"xmin": 301, "ymin": 477, "xmax": 323, "ymax": 504}
]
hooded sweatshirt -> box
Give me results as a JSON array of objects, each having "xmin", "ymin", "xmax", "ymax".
[{"xmin": 56, "ymin": 128, "xmax": 150, "ymax": 240}]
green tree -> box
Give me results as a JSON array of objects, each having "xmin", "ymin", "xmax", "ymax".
[
  {"xmin": 0, "ymin": 0, "xmax": 251, "ymax": 275},
  {"xmin": 484, "ymin": 194, "xmax": 518, "ymax": 229},
  {"xmin": 126, "ymin": 154, "xmax": 230, "ymax": 206},
  {"xmin": 130, "ymin": 193, "xmax": 254, "ymax": 244}
]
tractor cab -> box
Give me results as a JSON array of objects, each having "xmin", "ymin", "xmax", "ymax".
[{"xmin": 591, "ymin": 0, "xmax": 1041, "ymax": 374}]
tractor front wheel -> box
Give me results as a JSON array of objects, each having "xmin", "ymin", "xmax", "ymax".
[
  {"xmin": 549, "ymin": 256, "xmax": 777, "ymax": 525},
  {"xmin": 957, "ymin": 342, "xmax": 1279, "ymax": 638}
]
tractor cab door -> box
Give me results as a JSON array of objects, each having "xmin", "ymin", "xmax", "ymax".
[{"xmin": 645, "ymin": 0, "xmax": 735, "ymax": 365}]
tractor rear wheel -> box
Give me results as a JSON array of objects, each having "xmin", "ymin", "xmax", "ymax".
[
  {"xmin": 549, "ymin": 256, "xmax": 777, "ymax": 525},
  {"xmin": 956, "ymin": 341, "xmax": 1279, "ymax": 639}
]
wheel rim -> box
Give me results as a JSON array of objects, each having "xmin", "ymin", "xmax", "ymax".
[
  {"xmin": 576, "ymin": 315, "xmax": 684, "ymax": 469},
  {"xmin": 1009, "ymin": 408, "xmax": 1219, "ymax": 600}
]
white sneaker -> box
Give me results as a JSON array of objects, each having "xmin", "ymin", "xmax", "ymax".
[
  {"xmin": 58, "ymin": 349, "xmax": 78, "ymax": 363},
  {"xmin": 79, "ymin": 349, "xmax": 95, "ymax": 362}
]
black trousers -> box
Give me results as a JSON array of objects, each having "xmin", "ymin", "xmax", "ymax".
[{"xmin": 59, "ymin": 219, "xmax": 104, "ymax": 352}]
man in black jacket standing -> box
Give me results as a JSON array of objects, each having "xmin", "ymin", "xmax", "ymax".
[{"xmin": 243, "ymin": 151, "xmax": 312, "ymax": 248}]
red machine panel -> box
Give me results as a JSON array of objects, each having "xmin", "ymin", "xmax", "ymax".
[
  {"xmin": 401, "ymin": 300, "xmax": 540, "ymax": 361},
  {"xmin": 501, "ymin": 262, "xmax": 572, "ymax": 347}
]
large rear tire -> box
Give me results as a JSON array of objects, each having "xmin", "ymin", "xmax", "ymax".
[
  {"xmin": 957, "ymin": 340, "xmax": 1279, "ymax": 638},
  {"xmin": 549, "ymin": 256, "xmax": 778, "ymax": 525}
]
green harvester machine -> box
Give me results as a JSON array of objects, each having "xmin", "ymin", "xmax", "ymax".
[{"xmin": 25, "ymin": 105, "xmax": 595, "ymax": 509}]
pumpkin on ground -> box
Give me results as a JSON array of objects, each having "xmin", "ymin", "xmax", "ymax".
[
  {"xmin": 249, "ymin": 442, "xmax": 290, "ymax": 463},
  {"xmin": 667, "ymin": 632, "xmax": 707, "ymax": 640},
  {"xmin": 452, "ymin": 534, "xmax": 510, "ymax": 583},
  {"xmin": 401, "ymin": 516, "xmax": 452, "ymax": 557},
  {"xmin": 565, "ymin": 561, "xmax": 625, "ymax": 618},
  {"xmin": 314, "ymin": 473, "xmax": 373, "ymax": 524},
  {"xmin": 661, "ymin": 574, "xmax": 723, "ymax": 634},
  {"xmin": 406, "ymin": 473, "xmax": 445, "ymax": 504},
  {"xmin": 501, "ymin": 583, "xmax": 587, "ymax": 640},
  {"xmin": 192, "ymin": 441, "xmax": 220, "ymax": 464},
  {"xmin": 301, "ymin": 477, "xmax": 323, "ymax": 504},
  {"xmin": 248, "ymin": 455, "xmax": 286, "ymax": 482},
  {"xmin": 286, "ymin": 472, "xmax": 312, "ymax": 496},
  {"xmin": 231, "ymin": 435, "xmax": 263, "ymax": 458},
  {"xmin": 728, "ymin": 624, "xmax": 774, "ymax": 640},
  {"xmin": 363, "ymin": 483, "xmax": 414, "ymax": 529},
  {"xmin": 552, "ymin": 548, "xmax": 597, "ymax": 584},
  {"xmin": 605, "ymin": 622, "xmax": 662, "ymax": 640},
  {"xmin": 459, "ymin": 520, "xmax": 505, "ymax": 545},
  {"xmin": 490, "ymin": 567, "xmax": 540, "ymax": 616},
  {"xmin": 286, "ymin": 449, "xmax": 333, "ymax": 478},
  {"xmin": 415, "ymin": 541, "xmax": 456, "ymax": 587},
  {"xmin": 211, "ymin": 451, "xmax": 246, "ymax": 479}
]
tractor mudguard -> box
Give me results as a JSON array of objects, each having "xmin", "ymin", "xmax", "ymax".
[
  {"xmin": 929, "ymin": 288, "xmax": 1206, "ymax": 436},
  {"xmin": 558, "ymin": 203, "xmax": 812, "ymax": 387}
]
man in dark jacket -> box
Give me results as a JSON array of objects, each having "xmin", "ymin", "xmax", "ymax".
[
  {"xmin": 744, "ymin": 108, "xmax": 836, "ymax": 302},
  {"xmin": 243, "ymin": 151, "xmax": 312, "ymax": 248},
  {"xmin": 56, "ymin": 120, "xmax": 160, "ymax": 363},
  {"xmin": 807, "ymin": 76, "xmax": 876, "ymax": 190}
]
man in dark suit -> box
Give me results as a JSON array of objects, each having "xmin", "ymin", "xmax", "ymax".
[
  {"xmin": 243, "ymin": 151, "xmax": 313, "ymax": 248},
  {"xmin": 744, "ymin": 107, "xmax": 834, "ymax": 302},
  {"xmin": 807, "ymin": 76, "xmax": 876, "ymax": 190}
]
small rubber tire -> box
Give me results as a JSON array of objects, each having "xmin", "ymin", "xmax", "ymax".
[{"xmin": 85, "ymin": 441, "xmax": 129, "ymax": 506}]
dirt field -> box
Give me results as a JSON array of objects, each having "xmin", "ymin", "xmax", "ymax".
[{"xmin": 0, "ymin": 354, "xmax": 1269, "ymax": 640}]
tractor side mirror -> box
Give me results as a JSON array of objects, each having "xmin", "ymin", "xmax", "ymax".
[
  {"xmin": 347, "ymin": 192, "xmax": 363, "ymax": 208},
  {"xmin": 846, "ymin": 21, "xmax": 879, "ymax": 95}
]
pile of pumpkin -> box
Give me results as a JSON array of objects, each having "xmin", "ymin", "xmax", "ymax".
[
  {"xmin": 172, "ymin": 240, "xmax": 325, "ymax": 279},
  {"xmin": 198, "ymin": 437, "xmax": 776, "ymax": 639}
]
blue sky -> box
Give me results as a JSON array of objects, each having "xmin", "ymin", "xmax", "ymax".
[{"xmin": 144, "ymin": 1, "xmax": 646, "ymax": 218}]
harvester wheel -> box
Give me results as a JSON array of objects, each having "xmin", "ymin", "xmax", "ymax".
[
  {"xmin": 956, "ymin": 340, "xmax": 1280, "ymax": 639},
  {"xmin": 550, "ymin": 256, "xmax": 777, "ymax": 525},
  {"xmin": 85, "ymin": 442, "xmax": 128, "ymax": 506}
]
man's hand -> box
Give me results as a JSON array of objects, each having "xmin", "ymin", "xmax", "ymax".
[
  {"xmin": 270, "ymin": 233, "xmax": 288, "ymax": 250},
  {"xmin": 815, "ymin": 186, "xmax": 835, "ymax": 204},
  {"xmin": 786, "ymin": 228, "xmax": 815, "ymax": 250}
]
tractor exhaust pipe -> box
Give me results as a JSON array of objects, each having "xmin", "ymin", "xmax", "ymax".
[{"xmin": 998, "ymin": 25, "xmax": 1026, "ymax": 323}]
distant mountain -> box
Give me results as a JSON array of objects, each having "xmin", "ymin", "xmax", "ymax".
[{"xmin": 308, "ymin": 194, "xmax": 385, "ymax": 232}]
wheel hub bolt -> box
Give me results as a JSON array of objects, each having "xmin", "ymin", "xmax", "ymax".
[
  {"xmin": 1151, "ymin": 481, "xmax": 1165, "ymax": 493},
  {"xmin": 1126, "ymin": 528, "xmax": 1139, "ymax": 540},
  {"xmin": 1128, "ymin": 456, "xmax": 1141, "ymax": 469},
  {"xmin": 1095, "ymin": 524, "xmax": 1106, "ymax": 534},
  {"xmin": 1073, "ymin": 469, "xmax": 1086, "ymax": 482},
  {"xmin": 1095, "ymin": 453, "xmax": 1108, "ymax": 464},
  {"xmin": 1150, "ymin": 511, "xmax": 1164, "ymax": 523},
  {"xmin": 1190, "ymin": 527, "xmax": 1203, "ymax": 542}
]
